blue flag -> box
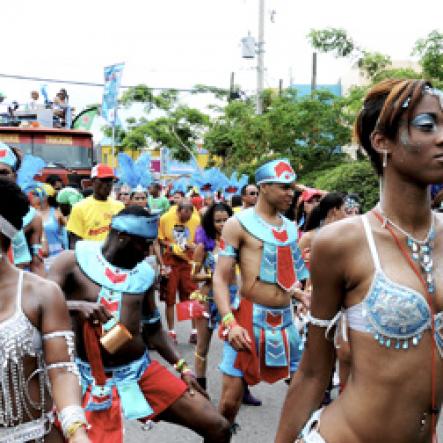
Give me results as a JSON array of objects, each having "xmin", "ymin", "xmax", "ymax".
[{"xmin": 102, "ymin": 63, "xmax": 125, "ymax": 124}]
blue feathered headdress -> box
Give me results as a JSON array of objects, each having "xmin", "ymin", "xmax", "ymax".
[
  {"xmin": 16, "ymin": 154, "xmax": 46, "ymax": 195},
  {"xmin": 116, "ymin": 153, "xmax": 152, "ymax": 192},
  {"xmin": 225, "ymin": 171, "xmax": 248, "ymax": 196},
  {"xmin": 191, "ymin": 167, "xmax": 229, "ymax": 196},
  {"xmin": 171, "ymin": 176, "xmax": 191, "ymax": 195}
]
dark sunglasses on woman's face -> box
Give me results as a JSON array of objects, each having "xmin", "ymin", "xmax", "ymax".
[{"xmin": 248, "ymin": 191, "xmax": 258, "ymax": 196}]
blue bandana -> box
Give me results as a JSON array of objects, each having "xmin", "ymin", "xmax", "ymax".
[
  {"xmin": 110, "ymin": 214, "xmax": 158, "ymax": 239},
  {"xmin": 0, "ymin": 142, "xmax": 18, "ymax": 170},
  {"xmin": 255, "ymin": 159, "xmax": 296, "ymax": 185}
]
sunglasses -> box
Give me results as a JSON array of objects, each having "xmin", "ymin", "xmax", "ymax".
[
  {"xmin": 247, "ymin": 191, "xmax": 258, "ymax": 196},
  {"xmin": 119, "ymin": 192, "xmax": 130, "ymax": 196}
]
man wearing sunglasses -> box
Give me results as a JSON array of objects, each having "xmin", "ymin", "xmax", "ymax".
[
  {"xmin": 240, "ymin": 184, "xmax": 259, "ymax": 209},
  {"xmin": 67, "ymin": 164, "xmax": 124, "ymax": 248}
]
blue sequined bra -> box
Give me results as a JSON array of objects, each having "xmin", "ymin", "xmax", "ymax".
[{"xmin": 344, "ymin": 215, "xmax": 443, "ymax": 355}]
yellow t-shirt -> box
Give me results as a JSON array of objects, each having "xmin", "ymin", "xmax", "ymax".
[
  {"xmin": 67, "ymin": 196, "xmax": 124, "ymax": 241},
  {"xmin": 158, "ymin": 208, "xmax": 200, "ymax": 260}
]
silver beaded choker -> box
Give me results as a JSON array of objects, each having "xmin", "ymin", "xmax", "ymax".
[{"xmin": 377, "ymin": 203, "xmax": 436, "ymax": 294}]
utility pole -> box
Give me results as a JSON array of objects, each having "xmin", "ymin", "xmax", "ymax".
[
  {"xmin": 311, "ymin": 52, "xmax": 317, "ymax": 93},
  {"xmin": 256, "ymin": 0, "xmax": 265, "ymax": 114}
]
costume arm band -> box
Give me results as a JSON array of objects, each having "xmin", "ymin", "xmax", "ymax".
[
  {"xmin": 307, "ymin": 311, "xmax": 342, "ymax": 341},
  {"xmin": 58, "ymin": 405, "xmax": 88, "ymax": 440},
  {"xmin": 43, "ymin": 331, "xmax": 79, "ymax": 377},
  {"xmin": 141, "ymin": 307, "xmax": 161, "ymax": 326},
  {"xmin": 219, "ymin": 243, "xmax": 238, "ymax": 259},
  {"xmin": 31, "ymin": 244, "xmax": 43, "ymax": 256}
]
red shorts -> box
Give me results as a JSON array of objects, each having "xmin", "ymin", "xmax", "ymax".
[
  {"xmin": 160, "ymin": 256, "xmax": 197, "ymax": 306},
  {"xmin": 83, "ymin": 360, "xmax": 187, "ymax": 443}
]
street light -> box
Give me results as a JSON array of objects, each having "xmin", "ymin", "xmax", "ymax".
[{"xmin": 240, "ymin": 0, "xmax": 265, "ymax": 115}]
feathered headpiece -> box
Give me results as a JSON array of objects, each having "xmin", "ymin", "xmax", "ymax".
[
  {"xmin": 16, "ymin": 154, "xmax": 46, "ymax": 195},
  {"xmin": 225, "ymin": 171, "xmax": 248, "ymax": 196},
  {"xmin": 116, "ymin": 153, "xmax": 152, "ymax": 192},
  {"xmin": 171, "ymin": 176, "xmax": 191, "ymax": 195},
  {"xmin": 191, "ymin": 167, "xmax": 229, "ymax": 196}
]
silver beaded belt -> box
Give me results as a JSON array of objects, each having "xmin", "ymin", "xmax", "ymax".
[{"xmin": 0, "ymin": 417, "xmax": 47, "ymax": 443}]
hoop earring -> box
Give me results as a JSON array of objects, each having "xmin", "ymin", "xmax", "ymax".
[{"xmin": 382, "ymin": 150, "xmax": 388, "ymax": 168}]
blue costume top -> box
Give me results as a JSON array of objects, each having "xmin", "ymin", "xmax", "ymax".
[
  {"xmin": 235, "ymin": 208, "xmax": 309, "ymax": 290},
  {"xmin": 44, "ymin": 207, "xmax": 64, "ymax": 257},
  {"xmin": 343, "ymin": 215, "xmax": 443, "ymax": 354},
  {"xmin": 75, "ymin": 240, "xmax": 157, "ymax": 419}
]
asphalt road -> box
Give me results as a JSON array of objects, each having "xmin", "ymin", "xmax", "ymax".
[{"xmin": 124, "ymin": 309, "xmax": 443, "ymax": 443}]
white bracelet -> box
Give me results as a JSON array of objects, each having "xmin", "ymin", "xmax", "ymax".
[{"xmin": 58, "ymin": 405, "xmax": 87, "ymax": 439}]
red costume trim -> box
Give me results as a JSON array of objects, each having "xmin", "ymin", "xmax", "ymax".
[{"xmin": 230, "ymin": 299, "xmax": 290, "ymax": 385}]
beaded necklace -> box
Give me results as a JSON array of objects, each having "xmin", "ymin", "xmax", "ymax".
[{"xmin": 376, "ymin": 203, "xmax": 436, "ymax": 294}]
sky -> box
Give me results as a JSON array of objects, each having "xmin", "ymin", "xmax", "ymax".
[{"xmin": 1, "ymin": 0, "xmax": 442, "ymax": 116}]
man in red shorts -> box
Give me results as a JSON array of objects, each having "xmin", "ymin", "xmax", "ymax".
[
  {"xmin": 48, "ymin": 206, "xmax": 230, "ymax": 443},
  {"xmin": 158, "ymin": 199, "xmax": 200, "ymax": 343}
]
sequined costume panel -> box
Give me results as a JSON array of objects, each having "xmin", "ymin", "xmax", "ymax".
[{"xmin": 344, "ymin": 215, "xmax": 443, "ymax": 353}]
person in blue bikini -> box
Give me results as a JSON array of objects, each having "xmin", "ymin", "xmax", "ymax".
[{"xmin": 276, "ymin": 79, "xmax": 443, "ymax": 443}]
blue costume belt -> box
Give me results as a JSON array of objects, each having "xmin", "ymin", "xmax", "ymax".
[
  {"xmin": 77, "ymin": 352, "xmax": 154, "ymax": 420},
  {"xmin": 252, "ymin": 304, "xmax": 297, "ymax": 368}
]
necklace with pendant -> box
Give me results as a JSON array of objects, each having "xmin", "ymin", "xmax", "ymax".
[{"xmin": 377, "ymin": 203, "xmax": 436, "ymax": 294}]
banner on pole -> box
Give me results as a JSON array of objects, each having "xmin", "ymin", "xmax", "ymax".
[{"xmin": 101, "ymin": 63, "xmax": 125, "ymax": 124}]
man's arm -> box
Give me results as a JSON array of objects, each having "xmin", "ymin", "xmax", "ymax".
[
  {"xmin": 66, "ymin": 204, "xmax": 85, "ymax": 248},
  {"xmin": 47, "ymin": 251, "xmax": 111, "ymax": 323},
  {"xmin": 275, "ymin": 222, "xmax": 348, "ymax": 443},
  {"xmin": 68, "ymin": 232, "xmax": 81, "ymax": 250},
  {"xmin": 213, "ymin": 217, "xmax": 251, "ymax": 351}
]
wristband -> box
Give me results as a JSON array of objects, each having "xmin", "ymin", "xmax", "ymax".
[
  {"xmin": 222, "ymin": 312, "xmax": 235, "ymax": 326},
  {"xmin": 66, "ymin": 421, "xmax": 86, "ymax": 439},
  {"xmin": 190, "ymin": 290, "xmax": 208, "ymax": 303},
  {"xmin": 174, "ymin": 358, "xmax": 187, "ymax": 373},
  {"xmin": 59, "ymin": 405, "xmax": 88, "ymax": 440},
  {"xmin": 31, "ymin": 243, "xmax": 43, "ymax": 256}
]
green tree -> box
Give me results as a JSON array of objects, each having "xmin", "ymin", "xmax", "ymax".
[
  {"xmin": 204, "ymin": 88, "xmax": 351, "ymax": 175},
  {"xmin": 307, "ymin": 28, "xmax": 355, "ymax": 57},
  {"xmin": 412, "ymin": 30, "xmax": 443, "ymax": 83},
  {"xmin": 116, "ymin": 84, "xmax": 210, "ymax": 162},
  {"xmin": 305, "ymin": 161, "xmax": 379, "ymax": 212}
]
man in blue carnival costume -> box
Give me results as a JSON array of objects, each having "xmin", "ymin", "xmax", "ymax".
[
  {"xmin": 48, "ymin": 206, "xmax": 231, "ymax": 443},
  {"xmin": 213, "ymin": 158, "xmax": 310, "ymax": 426},
  {"xmin": 0, "ymin": 142, "xmax": 45, "ymax": 275}
]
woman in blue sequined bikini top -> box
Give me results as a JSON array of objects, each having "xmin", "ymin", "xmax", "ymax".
[
  {"xmin": 275, "ymin": 79, "xmax": 443, "ymax": 443},
  {"xmin": 341, "ymin": 215, "xmax": 443, "ymax": 354}
]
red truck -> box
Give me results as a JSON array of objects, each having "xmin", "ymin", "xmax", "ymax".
[{"xmin": 0, "ymin": 126, "xmax": 93, "ymax": 188}]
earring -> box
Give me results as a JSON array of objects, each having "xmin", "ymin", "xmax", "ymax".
[{"xmin": 382, "ymin": 150, "xmax": 388, "ymax": 168}]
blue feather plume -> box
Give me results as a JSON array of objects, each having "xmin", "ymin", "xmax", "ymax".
[
  {"xmin": 16, "ymin": 154, "xmax": 46, "ymax": 192},
  {"xmin": 116, "ymin": 153, "xmax": 152, "ymax": 190},
  {"xmin": 171, "ymin": 176, "xmax": 191, "ymax": 194}
]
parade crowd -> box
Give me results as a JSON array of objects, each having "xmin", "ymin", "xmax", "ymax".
[{"xmin": 0, "ymin": 78, "xmax": 443, "ymax": 443}]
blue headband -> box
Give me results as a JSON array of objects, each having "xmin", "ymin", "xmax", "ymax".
[
  {"xmin": 111, "ymin": 214, "xmax": 158, "ymax": 239},
  {"xmin": 255, "ymin": 158, "xmax": 296, "ymax": 185},
  {"xmin": 0, "ymin": 142, "xmax": 18, "ymax": 170}
]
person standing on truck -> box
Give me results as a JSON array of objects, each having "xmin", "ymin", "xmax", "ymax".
[{"xmin": 67, "ymin": 164, "xmax": 124, "ymax": 248}]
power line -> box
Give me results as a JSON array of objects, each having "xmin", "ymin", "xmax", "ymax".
[{"xmin": 0, "ymin": 72, "xmax": 200, "ymax": 93}]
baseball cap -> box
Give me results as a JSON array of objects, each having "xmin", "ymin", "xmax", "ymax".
[
  {"xmin": 91, "ymin": 164, "xmax": 115, "ymax": 179},
  {"xmin": 300, "ymin": 188, "xmax": 323, "ymax": 203}
]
